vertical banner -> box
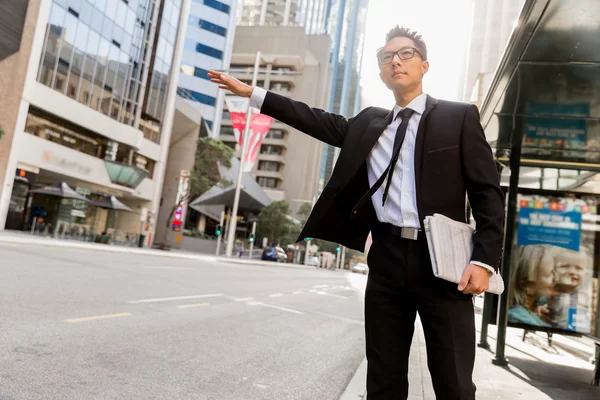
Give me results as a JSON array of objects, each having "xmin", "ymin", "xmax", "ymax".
[
  {"xmin": 224, "ymin": 96, "xmax": 274, "ymax": 172},
  {"xmin": 508, "ymin": 196, "xmax": 597, "ymax": 334}
]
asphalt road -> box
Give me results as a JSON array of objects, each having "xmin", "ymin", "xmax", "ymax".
[{"xmin": 0, "ymin": 242, "xmax": 367, "ymax": 400}]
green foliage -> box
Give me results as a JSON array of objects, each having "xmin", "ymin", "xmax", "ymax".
[
  {"xmin": 189, "ymin": 137, "xmax": 235, "ymax": 199},
  {"xmin": 256, "ymin": 200, "xmax": 297, "ymax": 246},
  {"xmin": 297, "ymin": 202, "xmax": 312, "ymax": 221}
]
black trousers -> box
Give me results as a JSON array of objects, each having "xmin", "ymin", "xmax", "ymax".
[{"xmin": 365, "ymin": 227, "xmax": 476, "ymax": 400}]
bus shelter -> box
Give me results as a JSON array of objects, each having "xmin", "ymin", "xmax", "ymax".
[{"xmin": 477, "ymin": 0, "xmax": 600, "ymax": 385}]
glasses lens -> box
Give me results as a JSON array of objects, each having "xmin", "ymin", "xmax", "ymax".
[
  {"xmin": 399, "ymin": 49, "xmax": 414, "ymax": 60},
  {"xmin": 379, "ymin": 53, "xmax": 393, "ymax": 64}
]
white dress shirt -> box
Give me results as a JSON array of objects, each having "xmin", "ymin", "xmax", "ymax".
[{"xmin": 249, "ymin": 87, "xmax": 494, "ymax": 274}]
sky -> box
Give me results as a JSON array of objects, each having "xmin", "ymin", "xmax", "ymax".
[{"xmin": 360, "ymin": 0, "xmax": 474, "ymax": 108}]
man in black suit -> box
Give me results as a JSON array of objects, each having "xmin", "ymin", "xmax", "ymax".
[{"xmin": 209, "ymin": 26, "xmax": 505, "ymax": 400}]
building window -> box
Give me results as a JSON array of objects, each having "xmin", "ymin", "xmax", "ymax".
[
  {"xmin": 266, "ymin": 129, "xmax": 284, "ymax": 139},
  {"xmin": 270, "ymin": 82, "xmax": 292, "ymax": 91},
  {"xmin": 196, "ymin": 43, "xmax": 223, "ymax": 60},
  {"xmin": 181, "ymin": 65, "xmax": 211, "ymax": 80},
  {"xmin": 198, "ymin": 19, "xmax": 227, "ymax": 36},
  {"xmin": 220, "ymin": 126, "xmax": 235, "ymax": 136},
  {"xmin": 260, "ymin": 144, "xmax": 283, "ymax": 155},
  {"xmin": 203, "ymin": 0, "xmax": 230, "ymax": 14},
  {"xmin": 257, "ymin": 177, "xmax": 278, "ymax": 188},
  {"xmin": 258, "ymin": 161, "xmax": 281, "ymax": 172},
  {"xmin": 177, "ymin": 88, "xmax": 217, "ymax": 106}
]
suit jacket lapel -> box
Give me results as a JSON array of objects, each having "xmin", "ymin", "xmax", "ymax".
[
  {"xmin": 414, "ymin": 95, "xmax": 438, "ymax": 205},
  {"xmin": 338, "ymin": 109, "xmax": 394, "ymax": 189}
]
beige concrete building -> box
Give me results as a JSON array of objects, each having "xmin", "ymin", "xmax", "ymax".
[{"xmin": 219, "ymin": 25, "xmax": 330, "ymax": 215}]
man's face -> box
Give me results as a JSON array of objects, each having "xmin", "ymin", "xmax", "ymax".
[
  {"xmin": 378, "ymin": 36, "xmax": 429, "ymax": 93},
  {"xmin": 554, "ymin": 250, "xmax": 586, "ymax": 293}
]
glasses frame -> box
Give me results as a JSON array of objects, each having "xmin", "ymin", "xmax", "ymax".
[{"xmin": 377, "ymin": 47, "xmax": 423, "ymax": 65}]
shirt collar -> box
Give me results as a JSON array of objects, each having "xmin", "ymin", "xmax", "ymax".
[{"xmin": 392, "ymin": 93, "xmax": 428, "ymax": 120}]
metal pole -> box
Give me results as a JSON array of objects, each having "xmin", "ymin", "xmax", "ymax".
[
  {"xmin": 259, "ymin": 0, "xmax": 268, "ymax": 25},
  {"xmin": 31, "ymin": 217, "xmax": 37, "ymax": 235},
  {"xmin": 493, "ymin": 145, "xmax": 522, "ymax": 367},
  {"xmin": 340, "ymin": 245, "xmax": 346, "ymax": 269},
  {"xmin": 478, "ymin": 292, "xmax": 493, "ymax": 350},
  {"xmin": 225, "ymin": 51, "xmax": 261, "ymax": 257},
  {"xmin": 216, "ymin": 210, "xmax": 225, "ymax": 256},
  {"xmin": 303, "ymin": 196, "xmax": 316, "ymax": 265},
  {"xmin": 249, "ymin": 221, "xmax": 257, "ymax": 259}
]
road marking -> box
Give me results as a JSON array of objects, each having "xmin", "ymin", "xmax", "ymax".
[
  {"xmin": 65, "ymin": 313, "xmax": 131, "ymax": 323},
  {"xmin": 247, "ymin": 301, "xmax": 304, "ymax": 315},
  {"xmin": 316, "ymin": 291, "xmax": 349, "ymax": 299},
  {"xmin": 253, "ymin": 383, "xmax": 268, "ymax": 389},
  {"xmin": 292, "ymin": 291, "xmax": 303, "ymax": 295},
  {"xmin": 232, "ymin": 297, "xmax": 254, "ymax": 302},
  {"xmin": 128, "ymin": 294, "xmax": 224, "ymax": 304},
  {"xmin": 176, "ymin": 302, "xmax": 210, "ymax": 309},
  {"xmin": 313, "ymin": 284, "xmax": 329, "ymax": 288},
  {"xmin": 143, "ymin": 266, "xmax": 195, "ymax": 270},
  {"xmin": 268, "ymin": 293, "xmax": 283, "ymax": 297}
]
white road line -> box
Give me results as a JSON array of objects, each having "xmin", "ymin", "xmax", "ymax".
[
  {"xmin": 247, "ymin": 301, "xmax": 304, "ymax": 315},
  {"xmin": 268, "ymin": 293, "xmax": 283, "ymax": 297},
  {"xmin": 231, "ymin": 297, "xmax": 254, "ymax": 302},
  {"xmin": 292, "ymin": 291, "xmax": 303, "ymax": 295},
  {"xmin": 65, "ymin": 313, "xmax": 131, "ymax": 323},
  {"xmin": 127, "ymin": 294, "xmax": 224, "ymax": 304},
  {"xmin": 316, "ymin": 291, "xmax": 349, "ymax": 299},
  {"xmin": 312, "ymin": 284, "xmax": 329, "ymax": 288},
  {"xmin": 176, "ymin": 303, "xmax": 210, "ymax": 309},
  {"xmin": 143, "ymin": 266, "xmax": 195, "ymax": 270}
]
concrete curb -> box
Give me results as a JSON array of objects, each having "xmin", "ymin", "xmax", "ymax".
[{"xmin": 339, "ymin": 358, "xmax": 367, "ymax": 400}]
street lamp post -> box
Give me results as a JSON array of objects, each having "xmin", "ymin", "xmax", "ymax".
[{"xmin": 225, "ymin": 51, "xmax": 262, "ymax": 258}]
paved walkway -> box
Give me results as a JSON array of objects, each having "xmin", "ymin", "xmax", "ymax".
[{"xmin": 342, "ymin": 297, "xmax": 599, "ymax": 400}]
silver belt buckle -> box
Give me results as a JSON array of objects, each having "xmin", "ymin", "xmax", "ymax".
[{"xmin": 401, "ymin": 227, "xmax": 419, "ymax": 240}]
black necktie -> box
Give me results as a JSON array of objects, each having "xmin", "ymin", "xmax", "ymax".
[
  {"xmin": 350, "ymin": 107, "xmax": 415, "ymax": 217},
  {"xmin": 380, "ymin": 108, "xmax": 414, "ymax": 206}
]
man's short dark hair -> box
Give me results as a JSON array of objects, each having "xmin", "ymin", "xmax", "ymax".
[{"xmin": 379, "ymin": 26, "xmax": 428, "ymax": 61}]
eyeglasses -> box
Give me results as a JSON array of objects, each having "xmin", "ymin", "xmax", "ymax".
[{"xmin": 377, "ymin": 47, "xmax": 423, "ymax": 65}]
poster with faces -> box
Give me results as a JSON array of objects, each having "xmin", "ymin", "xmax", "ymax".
[{"xmin": 508, "ymin": 195, "xmax": 598, "ymax": 335}]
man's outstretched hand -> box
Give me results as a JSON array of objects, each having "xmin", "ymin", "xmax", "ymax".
[{"xmin": 208, "ymin": 70, "xmax": 253, "ymax": 98}]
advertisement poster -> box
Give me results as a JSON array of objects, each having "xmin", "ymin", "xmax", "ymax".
[{"xmin": 509, "ymin": 195, "xmax": 597, "ymax": 334}]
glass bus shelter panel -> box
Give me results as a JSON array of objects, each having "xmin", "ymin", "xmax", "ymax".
[{"xmin": 521, "ymin": 0, "xmax": 600, "ymax": 64}]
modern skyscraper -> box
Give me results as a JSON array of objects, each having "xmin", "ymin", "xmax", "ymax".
[
  {"xmin": 319, "ymin": 0, "xmax": 369, "ymax": 190},
  {"xmin": 236, "ymin": 0, "xmax": 328, "ymax": 34},
  {"xmin": 460, "ymin": 0, "xmax": 525, "ymax": 106},
  {"xmin": 177, "ymin": 0, "xmax": 237, "ymax": 137},
  {"xmin": 0, "ymin": 0, "xmax": 189, "ymax": 245}
]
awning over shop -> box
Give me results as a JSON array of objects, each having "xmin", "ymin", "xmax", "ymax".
[
  {"xmin": 189, "ymin": 157, "xmax": 272, "ymax": 213},
  {"xmin": 480, "ymin": 0, "xmax": 600, "ymax": 191}
]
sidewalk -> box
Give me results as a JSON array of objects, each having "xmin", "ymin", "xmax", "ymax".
[
  {"xmin": 341, "ymin": 297, "xmax": 599, "ymax": 400},
  {"xmin": 0, "ymin": 231, "xmax": 316, "ymax": 270}
]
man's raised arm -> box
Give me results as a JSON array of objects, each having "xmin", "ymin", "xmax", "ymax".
[{"xmin": 209, "ymin": 70, "xmax": 364, "ymax": 148}]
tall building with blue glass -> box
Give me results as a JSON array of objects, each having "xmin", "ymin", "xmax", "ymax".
[{"xmin": 177, "ymin": 0, "xmax": 237, "ymax": 135}]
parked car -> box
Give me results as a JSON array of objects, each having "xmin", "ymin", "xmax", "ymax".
[
  {"xmin": 275, "ymin": 246, "xmax": 288, "ymax": 262},
  {"xmin": 351, "ymin": 263, "xmax": 369, "ymax": 275},
  {"xmin": 261, "ymin": 247, "xmax": 278, "ymax": 261}
]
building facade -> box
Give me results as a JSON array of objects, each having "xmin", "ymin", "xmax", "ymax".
[
  {"xmin": 460, "ymin": 0, "xmax": 526, "ymax": 106},
  {"xmin": 0, "ymin": 0, "xmax": 189, "ymax": 246},
  {"xmin": 236, "ymin": 0, "xmax": 328, "ymax": 34},
  {"xmin": 177, "ymin": 0, "xmax": 237, "ymax": 137},
  {"xmin": 219, "ymin": 25, "xmax": 330, "ymax": 214}
]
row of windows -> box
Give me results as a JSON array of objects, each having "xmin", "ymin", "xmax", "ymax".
[
  {"xmin": 184, "ymin": 38, "xmax": 224, "ymax": 60},
  {"xmin": 181, "ymin": 65, "xmax": 210, "ymax": 80},
  {"xmin": 201, "ymin": 0, "xmax": 230, "ymax": 14},
  {"xmin": 258, "ymin": 160, "xmax": 281, "ymax": 172},
  {"xmin": 198, "ymin": 19, "xmax": 227, "ymax": 37},
  {"xmin": 177, "ymin": 87, "xmax": 217, "ymax": 106},
  {"xmin": 257, "ymin": 177, "xmax": 279, "ymax": 189}
]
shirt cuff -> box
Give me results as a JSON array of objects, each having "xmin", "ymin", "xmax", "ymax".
[
  {"xmin": 249, "ymin": 87, "xmax": 267, "ymax": 111},
  {"xmin": 470, "ymin": 261, "xmax": 495, "ymax": 274}
]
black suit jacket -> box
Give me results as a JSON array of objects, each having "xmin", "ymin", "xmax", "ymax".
[{"xmin": 260, "ymin": 91, "xmax": 505, "ymax": 270}]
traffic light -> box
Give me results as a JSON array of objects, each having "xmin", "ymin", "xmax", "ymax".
[
  {"xmin": 249, "ymin": 234, "xmax": 255, "ymax": 243},
  {"xmin": 215, "ymin": 225, "xmax": 222, "ymax": 236},
  {"xmin": 304, "ymin": 237, "xmax": 311, "ymax": 241},
  {"xmin": 336, "ymin": 246, "xmax": 341, "ymax": 252}
]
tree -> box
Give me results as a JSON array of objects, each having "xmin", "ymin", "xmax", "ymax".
[
  {"xmin": 189, "ymin": 136, "xmax": 235, "ymax": 199},
  {"xmin": 297, "ymin": 202, "xmax": 312, "ymax": 224},
  {"xmin": 256, "ymin": 200, "xmax": 296, "ymax": 246}
]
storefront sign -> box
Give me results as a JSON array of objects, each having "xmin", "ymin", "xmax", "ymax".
[
  {"xmin": 517, "ymin": 207, "xmax": 581, "ymax": 251},
  {"xmin": 43, "ymin": 150, "xmax": 92, "ymax": 175}
]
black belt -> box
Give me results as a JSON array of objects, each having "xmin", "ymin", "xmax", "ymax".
[{"xmin": 376, "ymin": 223, "xmax": 423, "ymax": 241}]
